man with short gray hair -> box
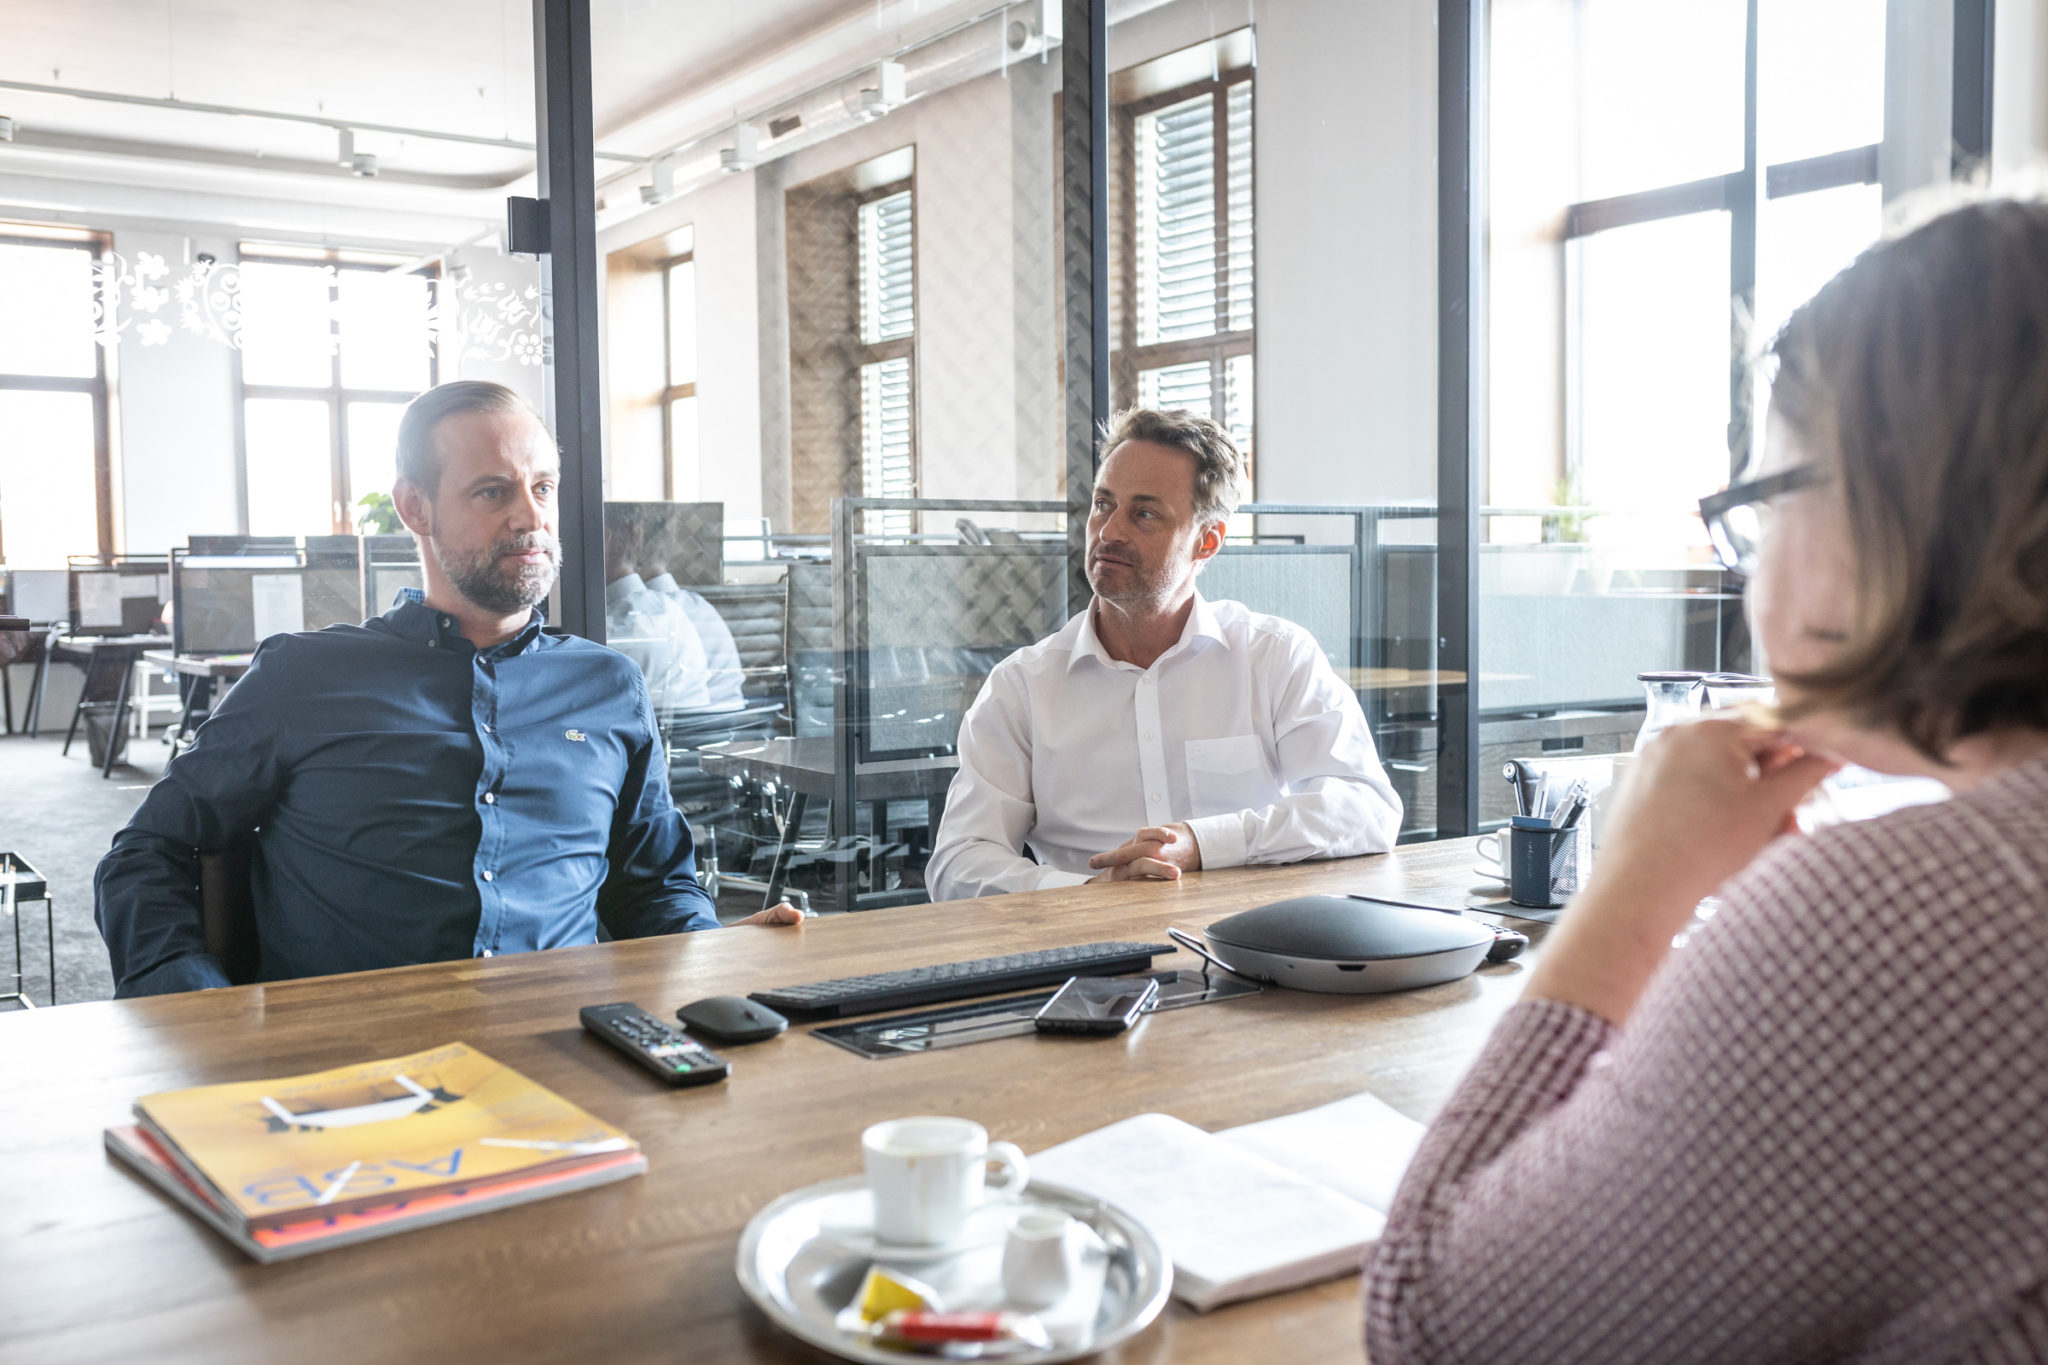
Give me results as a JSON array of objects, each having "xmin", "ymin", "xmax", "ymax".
[{"xmin": 926, "ymin": 408, "xmax": 1401, "ymax": 901}]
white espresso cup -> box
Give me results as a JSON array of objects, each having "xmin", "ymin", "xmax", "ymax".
[
  {"xmin": 1476, "ymin": 831, "xmax": 1506, "ymax": 875},
  {"xmin": 1000, "ymin": 1207, "xmax": 1079, "ymax": 1308},
  {"xmin": 862, "ymin": 1116, "xmax": 1029, "ymax": 1248}
]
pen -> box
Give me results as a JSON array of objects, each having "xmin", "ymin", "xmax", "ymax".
[{"xmin": 1553, "ymin": 783, "xmax": 1590, "ymax": 830}]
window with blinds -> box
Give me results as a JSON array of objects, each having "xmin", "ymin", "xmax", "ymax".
[
  {"xmin": 1123, "ymin": 71, "xmax": 1255, "ymax": 479},
  {"xmin": 857, "ymin": 185, "xmax": 916, "ymax": 536},
  {"xmin": 860, "ymin": 190, "xmax": 914, "ymax": 345}
]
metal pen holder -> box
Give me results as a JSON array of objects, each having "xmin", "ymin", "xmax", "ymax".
[{"xmin": 1508, "ymin": 820, "xmax": 1584, "ymax": 909}]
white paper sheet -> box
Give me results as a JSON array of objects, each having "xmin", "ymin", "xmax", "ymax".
[
  {"xmin": 78, "ymin": 573, "xmax": 123, "ymax": 628},
  {"xmin": 250, "ymin": 573, "xmax": 306, "ymax": 642},
  {"xmin": 1218, "ymin": 1091, "xmax": 1427, "ymax": 1215}
]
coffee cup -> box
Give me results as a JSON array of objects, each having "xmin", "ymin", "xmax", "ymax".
[
  {"xmin": 862, "ymin": 1115, "xmax": 1029, "ymax": 1248},
  {"xmin": 1000, "ymin": 1207, "xmax": 1079, "ymax": 1308},
  {"xmin": 1475, "ymin": 831, "xmax": 1506, "ymax": 876}
]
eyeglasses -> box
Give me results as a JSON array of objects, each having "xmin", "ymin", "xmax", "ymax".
[{"xmin": 1697, "ymin": 466, "xmax": 1827, "ymax": 576}]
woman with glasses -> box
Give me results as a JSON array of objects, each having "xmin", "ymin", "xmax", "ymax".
[{"xmin": 1365, "ymin": 195, "xmax": 2048, "ymax": 1362}]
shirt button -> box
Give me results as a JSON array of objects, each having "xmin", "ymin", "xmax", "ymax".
[
  {"xmin": 483, "ymin": 792, "xmax": 497, "ymax": 805},
  {"xmin": 1150, "ymin": 792, "xmax": 1161, "ymax": 802},
  {"xmin": 480, "ymin": 948, "xmax": 494, "ymax": 958},
  {"xmin": 480, "ymin": 722, "xmax": 492, "ymax": 734},
  {"xmin": 428, "ymin": 640, "xmax": 437, "ymax": 648},
  {"xmin": 481, "ymin": 870, "xmax": 495, "ymax": 882},
  {"xmin": 1145, "ymin": 731, "xmax": 1156, "ymax": 741},
  {"xmin": 441, "ymin": 616, "xmax": 454, "ymax": 628}
]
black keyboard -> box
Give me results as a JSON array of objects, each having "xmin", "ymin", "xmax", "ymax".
[{"xmin": 750, "ymin": 941, "xmax": 1178, "ymax": 1020}]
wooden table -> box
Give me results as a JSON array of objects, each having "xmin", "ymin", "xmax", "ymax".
[{"xmin": 0, "ymin": 838, "xmax": 1538, "ymax": 1365}]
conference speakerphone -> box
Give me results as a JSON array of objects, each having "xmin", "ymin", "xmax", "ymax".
[{"xmin": 749, "ymin": 941, "xmax": 1177, "ymax": 1020}]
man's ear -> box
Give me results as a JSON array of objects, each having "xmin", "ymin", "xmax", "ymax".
[
  {"xmin": 392, "ymin": 477, "xmax": 434, "ymax": 540},
  {"xmin": 1192, "ymin": 518, "xmax": 1226, "ymax": 564}
]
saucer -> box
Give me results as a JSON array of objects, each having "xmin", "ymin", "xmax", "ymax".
[
  {"xmin": 1471, "ymin": 864, "xmax": 1508, "ymax": 885},
  {"xmin": 814, "ymin": 1189, "xmax": 1014, "ymax": 1262}
]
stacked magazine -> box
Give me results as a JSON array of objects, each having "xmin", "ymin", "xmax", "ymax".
[{"xmin": 106, "ymin": 1041, "xmax": 645, "ymax": 1262}]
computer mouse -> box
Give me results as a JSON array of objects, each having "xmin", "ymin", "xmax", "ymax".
[
  {"xmin": 677, "ymin": 995, "xmax": 789, "ymax": 1044},
  {"xmin": 1485, "ymin": 928, "xmax": 1530, "ymax": 963}
]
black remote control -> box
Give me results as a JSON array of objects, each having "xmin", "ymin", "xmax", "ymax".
[{"xmin": 579, "ymin": 1003, "xmax": 731, "ymax": 1087}]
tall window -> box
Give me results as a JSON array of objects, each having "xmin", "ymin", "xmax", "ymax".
[
  {"xmin": 663, "ymin": 252, "xmax": 699, "ymax": 499},
  {"xmin": 857, "ymin": 185, "xmax": 916, "ymax": 536},
  {"xmin": 1554, "ymin": 0, "xmax": 1884, "ymax": 545},
  {"xmin": 0, "ymin": 230, "xmax": 112, "ymax": 566},
  {"xmin": 1119, "ymin": 71, "xmax": 1254, "ymax": 466},
  {"xmin": 237, "ymin": 246, "xmax": 436, "ymax": 536}
]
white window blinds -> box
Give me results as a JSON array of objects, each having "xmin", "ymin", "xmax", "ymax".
[
  {"xmin": 1136, "ymin": 94, "xmax": 1216, "ymax": 344},
  {"xmin": 860, "ymin": 190, "xmax": 915, "ymax": 345},
  {"xmin": 1136, "ymin": 83, "xmax": 1254, "ymax": 344},
  {"xmin": 860, "ymin": 356, "xmax": 914, "ymax": 534}
]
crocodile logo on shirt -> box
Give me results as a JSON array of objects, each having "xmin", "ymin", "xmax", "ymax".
[{"xmin": 564, "ymin": 729, "xmax": 587, "ymax": 742}]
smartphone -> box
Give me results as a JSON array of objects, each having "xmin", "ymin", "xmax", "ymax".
[{"xmin": 1033, "ymin": 975, "xmax": 1160, "ymax": 1035}]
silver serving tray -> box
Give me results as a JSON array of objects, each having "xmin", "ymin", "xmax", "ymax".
[{"xmin": 736, "ymin": 1176, "xmax": 1172, "ymax": 1363}]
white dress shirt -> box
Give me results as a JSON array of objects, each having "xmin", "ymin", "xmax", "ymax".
[
  {"xmin": 647, "ymin": 572, "xmax": 746, "ymax": 711},
  {"xmin": 604, "ymin": 573, "xmax": 710, "ymax": 710},
  {"xmin": 926, "ymin": 593, "xmax": 1403, "ymax": 900}
]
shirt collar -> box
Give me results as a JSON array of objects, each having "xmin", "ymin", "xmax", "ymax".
[
  {"xmin": 385, "ymin": 588, "xmax": 546, "ymax": 657},
  {"xmin": 605, "ymin": 572, "xmax": 646, "ymax": 609},
  {"xmin": 1067, "ymin": 590, "xmax": 1228, "ymax": 674}
]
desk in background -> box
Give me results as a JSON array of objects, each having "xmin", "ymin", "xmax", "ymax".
[
  {"xmin": 0, "ymin": 838, "xmax": 1534, "ymax": 1365},
  {"xmin": 701, "ymin": 736, "xmax": 959, "ymax": 914},
  {"xmin": 143, "ymin": 650, "xmax": 254, "ymax": 755},
  {"xmin": 47, "ymin": 634, "xmax": 171, "ymax": 775}
]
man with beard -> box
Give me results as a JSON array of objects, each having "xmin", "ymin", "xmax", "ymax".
[
  {"xmin": 926, "ymin": 407, "xmax": 1402, "ymax": 901},
  {"xmin": 95, "ymin": 382, "xmax": 798, "ymax": 998}
]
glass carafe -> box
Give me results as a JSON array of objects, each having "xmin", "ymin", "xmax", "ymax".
[
  {"xmin": 1634, "ymin": 671, "xmax": 1706, "ymax": 752},
  {"xmin": 1700, "ymin": 671, "xmax": 1776, "ymax": 712}
]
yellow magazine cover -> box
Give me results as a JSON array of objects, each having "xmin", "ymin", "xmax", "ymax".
[{"xmin": 134, "ymin": 1042, "xmax": 635, "ymax": 1229}]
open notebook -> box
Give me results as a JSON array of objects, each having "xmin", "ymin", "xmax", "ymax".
[{"xmin": 1029, "ymin": 1091, "xmax": 1427, "ymax": 1312}]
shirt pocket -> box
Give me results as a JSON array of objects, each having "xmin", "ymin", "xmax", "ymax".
[{"xmin": 1183, "ymin": 734, "xmax": 1281, "ymax": 819}]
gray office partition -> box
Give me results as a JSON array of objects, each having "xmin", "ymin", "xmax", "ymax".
[
  {"xmin": 1200, "ymin": 544, "xmax": 1358, "ymax": 675},
  {"xmin": 171, "ymin": 547, "xmax": 366, "ymax": 656},
  {"xmin": 826, "ymin": 497, "xmax": 1071, "ymax": 912},
  {"xmin": 856, "ymin": 544, "xmax": 1069, "ymax": 763},
  {"xmin": 603, "ymin": 501, "xmax": 726, "ymax": 588},
  {"xmin": 66, "ymin": 557, "xmax": 171, "ymax": 637}
]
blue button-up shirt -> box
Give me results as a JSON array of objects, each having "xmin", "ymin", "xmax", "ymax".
[{"xmin": 95, "ymin": 592, "xmax": 720, "ymax": 997}]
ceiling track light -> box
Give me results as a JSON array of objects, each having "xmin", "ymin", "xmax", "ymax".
[
  {"xmin": 351, "ymin": 152, "xmax": 378, "ymax": 177},
  {"xmin": 0, "ymin": 115, "xmax": 15, "ymax": 141},
  {"xmin": 337, "ymin": 128, "xmax": 354, "ymax": 167},
  {"xmin": 852, "ymin": 61, "xmax": 907, "ymax": 123},
  {"xmin": 719, "ymin": 124, "xmax": 760, "ymax": 174},
  {"xmin": 639, "ymin": 154, "xmax": 676, "ymax": 204}
]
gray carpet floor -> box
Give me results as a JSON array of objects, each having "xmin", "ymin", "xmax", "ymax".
[
  {"xmin": 0, "ymin": 728, "xmax": 170, "ymax": 1009},
  {"xmin": 0, "ymin": 724, "xmax": 788, "ymax": 1011}
]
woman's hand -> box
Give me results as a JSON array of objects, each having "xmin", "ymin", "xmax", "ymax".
[{"xmin": 1523, "ymin": 716, "xmax": 1838, "ymax": 1025}]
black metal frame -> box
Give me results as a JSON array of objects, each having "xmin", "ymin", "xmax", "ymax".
[
  {"xmin": 1437, "ymin": 0, "xmax": 1484, "ymax": 839},
  {"xmin": 533, "ymin": 0, "xmax": 607, "ymax": 641}
]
